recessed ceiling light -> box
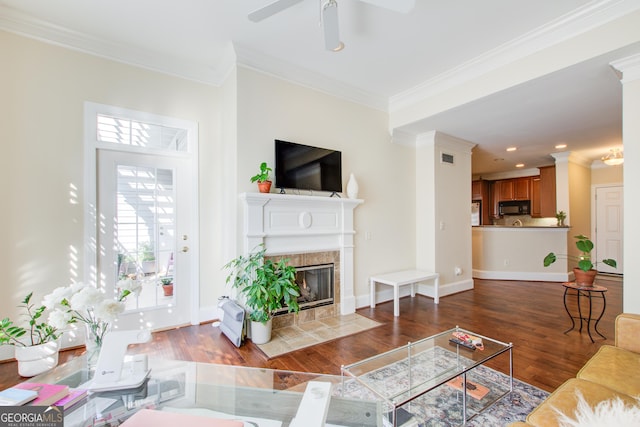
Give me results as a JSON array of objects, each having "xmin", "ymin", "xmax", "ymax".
[
  {"xmin": 506, "ymin": 147, "xmax": 517, "ymax": 152},
  {"xmin": 515, "ymin": 163, "xmax": 525, "ymax": 168},
  {"xmin": 555, "ymin": 143, "xmax": 567, "ymax": 149}
]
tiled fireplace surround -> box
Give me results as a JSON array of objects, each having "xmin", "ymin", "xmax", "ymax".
[{"xmin": 241, "ymin": 192, "xmax": 363, "ymax": 329}]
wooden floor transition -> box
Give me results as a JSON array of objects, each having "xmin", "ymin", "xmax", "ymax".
[{"xmin": 0, "ymin": 277, "xmax": 623, "ymax": 392}]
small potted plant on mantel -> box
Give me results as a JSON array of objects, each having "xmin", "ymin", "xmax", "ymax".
[
  {"xmin": 543, "ymin": 234, "xmax": 616, "ymax": 285},
  {"xmin": 224, "ymin": 244, "xmax": 300, "ymax": 344},
  {"xmin": 250, "ymin": 162, "xmax": 273, "ymax": 193}
]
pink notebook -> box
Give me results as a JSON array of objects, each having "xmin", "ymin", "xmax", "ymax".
[{"xmin": 121, "ymin": 409, "xmax": 244, "ymax": 427}]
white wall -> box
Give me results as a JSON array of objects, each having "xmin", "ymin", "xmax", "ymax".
[
  {"xmin": 233, "ymin": 66, "xmax": 416, "ymax": 307},
  {"xmin": 415, "ymin": 132, "xmax": 475, "ymax": 295},
  {"xmin": 0, "ymin": 30, "xmax": 221, "ymax": 327}
]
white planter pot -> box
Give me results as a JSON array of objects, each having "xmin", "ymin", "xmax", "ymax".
[
  {"xmin": 14, "ymin": 341, "xmax": 60, "ymax": 377},
  {"xmin": 250, "ymin": 319, "xmax": 272, "ymax": 345}
]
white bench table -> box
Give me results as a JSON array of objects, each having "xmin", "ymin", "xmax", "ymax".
[{"xmin": 369, "ymin": 270, "xmax": 440, "ymax": 317}]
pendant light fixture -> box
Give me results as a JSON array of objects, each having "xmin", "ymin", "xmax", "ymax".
[{"xmin": 602, "ymin": 148, "xmax": 624, "ymax": 166}]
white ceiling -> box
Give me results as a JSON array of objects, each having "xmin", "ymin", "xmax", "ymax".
[{"xmin": 1, "ymin": 0, "xmax": 638, "ymax": 175}]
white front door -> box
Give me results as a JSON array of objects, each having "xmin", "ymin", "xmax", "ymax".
[
  {"xmin": 97, "ymin": 149, "xmax": 194, "ymax": 330},
  {"xmin": 595, "ymin": 185, "xmax": 623, "ymax": 274}
]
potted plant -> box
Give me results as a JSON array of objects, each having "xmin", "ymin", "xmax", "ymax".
[
  {"xmin": 543, "ymin": 234, "xmax": 616, "ymax": 285},
  {"xmin": 160, "ymin": 276, "xmax": 174, "ymax": 296},
  {"xmin": 555, "ymin": 211, "xmax": 567, "ymax": 226},
  {"xmin": 250, "ymin": 162, "xmax": 273, "ymax": 193},
  {"xmin": 224, "ymin": 245, "xmax": 300, "ymax": 344},
  {"xmin": 0, "ymin": 293, "xmax": 62, "ymax": 377}
]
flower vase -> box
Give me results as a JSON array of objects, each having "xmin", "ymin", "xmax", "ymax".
[
  {"xmin": 84, "ymin": 322, "xmax": 110, "ymax": 370},
  {"xmin": 346, "ymin": 173, "xmax": 359, "ymax": 199}
]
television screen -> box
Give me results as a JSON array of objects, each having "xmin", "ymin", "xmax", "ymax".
[{"xmin": 275, "ymin": 140, "xmax": 342, "ymax": 193}]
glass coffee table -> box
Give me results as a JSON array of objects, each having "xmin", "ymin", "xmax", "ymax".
[
  {"xmin": 27, "ymin": 356, "xmax": 383, "ymax": 426},
  {"xmin": 340, "ymin": 327, "xmax": 513, "ymax": 426}
]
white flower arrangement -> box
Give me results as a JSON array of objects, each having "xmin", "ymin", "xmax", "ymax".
[{"xmin": 42, "ymin": 278, "xmax": 142, "ymax": 348}]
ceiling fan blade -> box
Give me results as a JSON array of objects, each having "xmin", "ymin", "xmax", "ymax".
[
  {"xmin": 358, "ymin": 0, "xmax": 415, "ymax": 13},
  {"xmin": 248, "ymin": 0, "xmax": 305, "ymax": 22}
]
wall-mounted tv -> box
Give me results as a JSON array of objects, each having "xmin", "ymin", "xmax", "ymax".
[{"xmin": 275, "ymin": 140, "xmax": 342, "ymax": 193}]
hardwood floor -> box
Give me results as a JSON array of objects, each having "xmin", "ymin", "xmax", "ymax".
[{"xmin": 0, "ymin": 277, "xmax": 622, "ymax": 392}]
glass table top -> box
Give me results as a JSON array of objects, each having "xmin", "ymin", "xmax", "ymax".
[
  {"xmin": 28, "ymin": 356, "xmax": 382, "ymax": 427},
  {"xmin": 341, "ymin": 327, "xmax": 512, "ymax": 405}
]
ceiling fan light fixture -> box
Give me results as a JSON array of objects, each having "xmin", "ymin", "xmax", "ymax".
[
  {"xmin": 322, "ymin": 0, "xmax": 342, "ymax": 51},
  {"xmin": 602, "ymin": 148, "xmax": 624, "ymax": 166}
]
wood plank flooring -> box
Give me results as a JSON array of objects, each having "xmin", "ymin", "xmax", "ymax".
[{"xmin": 0, "ymin": 277, "xmax": 623, "ymax": 392}]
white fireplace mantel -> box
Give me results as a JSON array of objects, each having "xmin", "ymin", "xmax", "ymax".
[{"xmin": 240, "ymin": 192, "xmax": 363, "ymax": 315}]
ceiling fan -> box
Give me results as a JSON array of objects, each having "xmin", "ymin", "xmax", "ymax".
[{"xmin": 248, "ymin": 0, "xmax": 415, "ymax": 51}]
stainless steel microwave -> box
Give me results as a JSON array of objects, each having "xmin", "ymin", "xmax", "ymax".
[{"xmin": 499, "ymin": 200, "xmax": 530, "ymax": 215}]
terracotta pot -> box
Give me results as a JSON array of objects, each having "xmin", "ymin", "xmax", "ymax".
[
  {"xmin": 162, "ymin": 283, "xmax": 174, "ymax": 296},
  {"xmin": 573, "ymin": 268, "xmax": 597, "ymax": 286},
  {"xmin": 257, "ymin": 181, "xmax": 272, "ymax": 193}
]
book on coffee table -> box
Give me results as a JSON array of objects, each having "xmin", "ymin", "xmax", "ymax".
[
  {"xmin": 446, "ymin": 376, "xmax": 490, "ymax": 400},
  {"xmin": 14, "ymin": 383, "xmax": 69, "ymax": 406},
  {"xmin": 0, "ymin": 387, "xmax": 39, "ymax": 406}
]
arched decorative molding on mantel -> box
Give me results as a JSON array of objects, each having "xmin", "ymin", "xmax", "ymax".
[{"xmin": 240, "ymin": 192, "xmax": 363, "ymax": 315}]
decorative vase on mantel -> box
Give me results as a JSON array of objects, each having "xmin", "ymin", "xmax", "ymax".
[{"xmin": 346, "ymin": 173, "xmax": 359, "ymax": 199}]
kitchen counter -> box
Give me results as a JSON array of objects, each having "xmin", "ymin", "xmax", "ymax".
[{"xmin": 472, "ymin": 226, "xmax": 570, "ymax": 281}]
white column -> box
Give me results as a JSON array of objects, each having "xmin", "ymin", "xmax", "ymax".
[{"xmin": 611, "ymin": 54, "xmax": 640, "ymax": 314}]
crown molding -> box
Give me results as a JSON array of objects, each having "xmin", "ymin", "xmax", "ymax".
[
  {"xmin": 2, "ymin": 1, "xmax": 637, "ymax": 112},
  {"xmin": 233, "ymin": 44, "xmax": 387, "ymax": 111},
  {"xmin": 0, "ymin": 5, "xmax": 232, "ymax": 86},
  {"xmin": 389, "ymin": 0, "xmax": 640, "ymax": 113},
  {"xmin": 610, "ymin": 52, "xmax": 640, "ymax": 83}
]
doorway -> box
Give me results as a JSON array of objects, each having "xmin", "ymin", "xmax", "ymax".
[
  {"xmin": 85, "ymin": 102, "xmax": 199, "ymax": 331},
  {"xmin": 594, "ymin": 185, "xmax": 623, "ymax": 275}
]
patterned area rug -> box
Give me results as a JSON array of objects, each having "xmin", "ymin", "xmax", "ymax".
[{"xmin": 336, "ymin": 347, "xmax": 548, "ymax": 426}]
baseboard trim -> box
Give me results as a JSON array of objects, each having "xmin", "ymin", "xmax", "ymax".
[{"xmin": 473, "ymin": 269, "xmax": 570, "ymax": 282}]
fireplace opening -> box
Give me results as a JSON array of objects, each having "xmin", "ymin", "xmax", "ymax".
[{"xmin": 274, "ymin": 263, "xmax": 334, "ymax": 315}]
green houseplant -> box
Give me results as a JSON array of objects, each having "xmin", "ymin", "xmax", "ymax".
[
  {"xmin": 224, "ymin": 245, "xmax": 300, "ymax": 344},
  {"xmin": 250, "ymin": 162, "xmax": 273, "ymax": 193},
  {"xmin": 0, "ymin": 292, "xmax": 63, "ymax": 377},
  {"xmin": 543, "ymin": 234, "xmax": 616, "ymax": 285},
  {"xmin": 159, "ymin": 276, "xmax": 174, "ymax": 297}
]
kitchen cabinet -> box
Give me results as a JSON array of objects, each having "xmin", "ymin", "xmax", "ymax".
[
  {"xmin": 472, "ymin": 180, "xmax": 482, "ymax": 200},
  {"xmin": 514, "ymin": 177, "xmax": 531, "ymax": 200},
  {"xmin": 531, "ymin": 177, "xmax": 542, "ymax": 217},
  {"xmin": 496, "ymin": 177, "xmax": 531, "ymax": 202},
  {"xmin": 540, "ymin": 166, "xmax": 556, "ymax": 216}
]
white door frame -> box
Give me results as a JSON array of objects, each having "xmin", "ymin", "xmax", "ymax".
[{"xmin": 83, "ymin": 102, "xmax": 200, "ymax": 329}]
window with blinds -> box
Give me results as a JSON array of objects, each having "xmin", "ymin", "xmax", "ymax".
[{"xmin": 96, "ymin": 114, "xmax": 188, "ymax": 152}]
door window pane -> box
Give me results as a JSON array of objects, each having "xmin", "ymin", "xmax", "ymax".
[{"xmin": 116, "ymin": 165, "xmax": 176, "ymax": 310}]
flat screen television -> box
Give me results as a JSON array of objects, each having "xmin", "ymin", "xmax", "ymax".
[{"xmin": 275, "ymin": 140, "xmax": 342, "ymax": 193}]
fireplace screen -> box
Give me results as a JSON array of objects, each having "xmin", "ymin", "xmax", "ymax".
[{"xmin": 275, "ymin": 263, "xmax": 334, "ymax": 314}]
